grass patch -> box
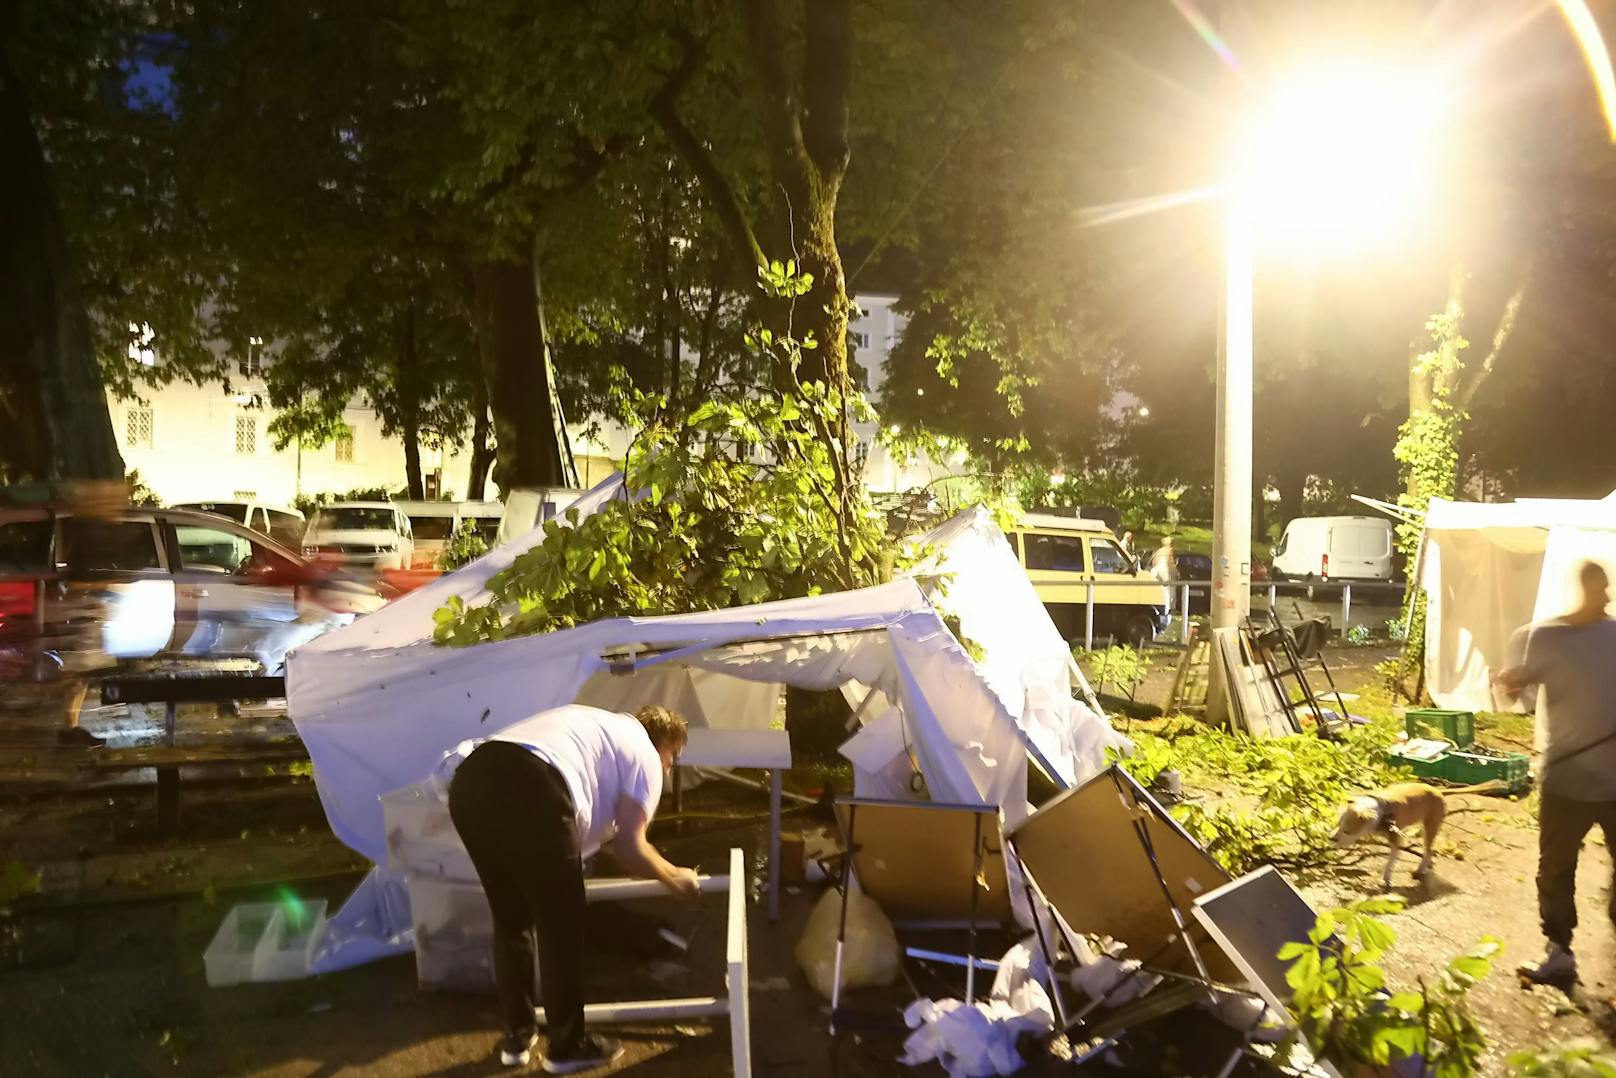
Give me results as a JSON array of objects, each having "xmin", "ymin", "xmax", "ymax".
[{"xmin": 1475, "ymin": 710, "xmax": 1534, "ymax": 751}]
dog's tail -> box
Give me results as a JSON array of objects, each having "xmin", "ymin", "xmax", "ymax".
[{"xmin": 1442, "ymin": 780, "xmax": 1506, "ymax": 796}]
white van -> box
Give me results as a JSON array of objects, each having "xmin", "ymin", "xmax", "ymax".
[
  {"xmin": 301, "ymin": 502, "xmax": 414, "ymax": 571},
  {"xmin": 1271, "ymin": 515, "xmax": 1395, "ymax": 589},
  {"xmin": 173, "ymin": 500, "xmax": 306, "ymax": 549}
]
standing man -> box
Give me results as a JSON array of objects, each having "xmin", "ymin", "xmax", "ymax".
[
  {"xmin": 1150, "ymin": 536, "xmax": 1178, "ymax": 614},
  {"xmin": 442, "ymin": 704, "xmax": 699, "ymax": 1071},
  {"xmin": 1496, "ymin": 560, "xmax": 1616, "ymax": 985}
]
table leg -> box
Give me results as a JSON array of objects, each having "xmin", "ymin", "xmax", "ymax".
[{"xmin": 769, "ymin": 768, "xmax": 782, "ymax": 922}]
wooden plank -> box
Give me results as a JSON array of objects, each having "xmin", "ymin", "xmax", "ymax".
[
  {"xmin": 101, "ymin": 675, "xmax": 286, "ymax": 705},
  {"xmin": 79, "ymin": 741, "xmax": 306, "ymax": 771},
  {"xmin": 832, "ymin": 799, "xmax": 1012, "ymax": 924}
]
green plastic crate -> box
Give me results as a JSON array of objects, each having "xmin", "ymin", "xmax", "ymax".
[
  {"xmin": 1386, "ymin": 747, "xmax": 1450, "ymax": 781},
  {"xmin": 1404, "ymin": 708, "xmax": 1476, "ymax": 748},
  {"xmin": 1442, "ymin": 749, "xmax": 1530, "ymax": 793}
]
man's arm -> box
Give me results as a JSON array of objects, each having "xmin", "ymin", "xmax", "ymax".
[{"xmin": 613, "ymin": 796, "xmax": 700, "ymax": 896}]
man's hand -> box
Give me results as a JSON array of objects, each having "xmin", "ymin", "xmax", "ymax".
[
  {"xmin": 662, "ymin": 865, "xmax": 701, "ymax": 898},
  {"xmin": 1494, "ymin": 665, "xmax": 1528, "ymax": 697}
]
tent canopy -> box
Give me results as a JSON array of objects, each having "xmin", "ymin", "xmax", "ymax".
[
  {"xmin": 1422, "ymin": 493, "xmax": 1616, "ymax": 711},
  {"xmin": 287, "ymin": 504, "xmax": 1125, "ymax": 865}
]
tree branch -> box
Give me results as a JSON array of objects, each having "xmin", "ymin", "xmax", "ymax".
[
  {"xmin": 1454, "ymin": 269, "xmax": 1530, "ymax": 413},
  {"xmin": 649, "ymin": 29, "xmax": 766, "ymax": 272}
]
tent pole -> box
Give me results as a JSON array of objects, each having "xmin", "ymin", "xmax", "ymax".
[
  {"xmin": 1108, "ymin": 768, "xmax": 1216, "ymax": 1001},
  {"xmin": 830, "ymin": 801, "xmax": 857, "ymax": 1035},
  {"xmin": 1008, "ymin": 837, "xmax": 1068, "ymax": 1029},
  {"xmin": 966, "ymin": 812, "xmax": 983, "ymax": 1003}
]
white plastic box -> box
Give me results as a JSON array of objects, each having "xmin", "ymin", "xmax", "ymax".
[
  {"xmin": 204, "ymin": 902, "xmax": 280, "ymax": 987},
  {"xmin": 203, "ymin": 898, "xmax": 329, "ymax": 986},
  {"xmin": 408, "ymin": 875, "xmax": 498, "ymax": 993},
  {"xmin": 254, "ymin": 898, "xmax": 328, "ymax": 981},
  {"xmin": 382, "ymin": 780, "xmax": 479, "ymax": 882}
]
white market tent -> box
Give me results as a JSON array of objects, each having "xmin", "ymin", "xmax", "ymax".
[
  {"xmin": 1422, "ymin": 492, "xmax": 1616, "ymax": 712},
  {"xmin": 285, "ymin": 492, "xmax": 1125, "ymax": 967}
]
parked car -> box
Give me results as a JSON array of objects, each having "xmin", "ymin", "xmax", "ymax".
[
  {"xmin": 1008, "ymin": 513, "xmax": 1169, "ymax": 646},
  {"xmin": 301, "ymin": 502, "xmax": 415, "ymax": 571},
  {"xmin": 1270, "ymin": 515, "xmax": 1396, "ymax": 595},
  {"xmin": 0, "ymin": 507, "xmax": 385, "ymax": 682},
  {"xmin": 172, "ymin": 500, "xmax": 306, "ymax": 548},
  {"xmin": 393, "ymin": 501, "xmax": 459, "ymax": 569}
]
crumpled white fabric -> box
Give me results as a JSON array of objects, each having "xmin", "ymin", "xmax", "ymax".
[{"xmin": 899, "ymin": 939, "xmax": 1054, "ymax": 1078}]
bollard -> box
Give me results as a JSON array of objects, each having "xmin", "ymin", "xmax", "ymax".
[
  {"xmin": 1180, "ymin": 584, "xmax": 1190, "ymax": 640},
  {"xmin": 1341, "ymin": 583, "xmax": 1352, "ymax": 634},
  {"xmin": 1268, "ymin": 583, "xmax": 1277, "ymax": 611},
  {"xmin": 1084, "ymin": 582, "xmax": 1095, "ymax": 651}
]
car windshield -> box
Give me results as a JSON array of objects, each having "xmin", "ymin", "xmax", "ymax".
[
  {"xmin": 0, "ymin": 519, "xmax": 52, "ymax": 572},
  {"xmin": 176, "ymin": 502, "xmax": 247, "ymax": 520},
  {"xmin": 313, "ymin": 507, "xmax": 396, "ymax": 532}
]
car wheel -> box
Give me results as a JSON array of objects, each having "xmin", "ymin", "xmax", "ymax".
[{"xmin": 1123, "ymin": 611, "xmax": 1157, "ymax": 649}]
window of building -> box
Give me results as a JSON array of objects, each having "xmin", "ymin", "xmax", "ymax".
[
  {"xmin": 334, "ymin": 434, "xmax": 354, "ymax": 462},
  {"xmin": 1023, "ymin": 534, "xmax": 1086, "ymax": 573},
  {"xmin": 125, "ymin": 406, "xmax": 153, "ymax": 450},
  {"xmin": 240, "ymin": 335, "xmax": 265, "ymax": 377},
  {"xmin": 848, "ymin": 329, "xmax": 871, "ymax": 350},
  {"xmin": 235, "ymin": 416, "xmax": 256, "ymax": 455}
]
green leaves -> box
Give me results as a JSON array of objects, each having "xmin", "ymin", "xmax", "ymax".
[{"xmin": 1280, "ymin": 900, "xmax": 1494, "ymax": 1076}]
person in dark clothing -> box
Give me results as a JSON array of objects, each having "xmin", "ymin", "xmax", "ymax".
[
  {"xmin": 1497, "ymin": 560, "xmax": 1616, "ymax": 985},
  {"xmin": 443, "ymin": 704, "xmax": 697, "ymax": 1072}
]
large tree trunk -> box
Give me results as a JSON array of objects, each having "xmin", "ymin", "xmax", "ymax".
[
  {"xmin": 0, "ymin": 44, "xmax": 123, "ymax": 482},
  {"xmin": 469, "ymin": 249, "xmax": 566, "ymax": 491},
  {"xmin": 466, "ymin": 382, "xmax": 494, "ymax": 501},
  {"xmin": 402, "ymin": 421, "xmax": 424, "ymax": 500},
  {"xmin": 746, "ymin": 0, "xmax": 852, "ymax": 392}
]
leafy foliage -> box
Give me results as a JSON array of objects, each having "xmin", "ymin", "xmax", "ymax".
[
  {"xmin": 0, "ymin": 860, "xmax": 42, "ymax": 905},
  {"xmin": 1509, "ymin": 1042, "xmax": 1616, "ymax": 1077},
  {"xmin": 1114, "ymin": 719, "xmax": 1402, "ymax": 875},
  {"xmin": 439, "ymin": 522, "xmax": 489, "ymax": 572},
  {"xmin": 435, "ymin": 265, "xmax": 898, "ymax": 645},
  {"xmin": 1279, "ymin": 896, "xmax": 1498, "ymax": 1076},
  {"xmin": 1076, "ymin": 644, "xmax": 1150, "ymax": 697}
]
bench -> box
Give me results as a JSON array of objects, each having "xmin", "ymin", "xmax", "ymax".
[{"xmin": 99, "ymin": 675, "xmax": 295, "ymax": 835}]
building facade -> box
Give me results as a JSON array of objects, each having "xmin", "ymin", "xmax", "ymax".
[{"xmin": 117, "ymin": 292, "xmax": 957, "ymax": 507}]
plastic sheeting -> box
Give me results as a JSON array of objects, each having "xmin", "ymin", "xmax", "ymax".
[{"xmin": 1422, "ymin": 494, "xmax": 1616, "ymax": 712}]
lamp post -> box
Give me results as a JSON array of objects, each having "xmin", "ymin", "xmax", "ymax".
[{"xmin": 1211, "ymin": 60, "xmax": 1449, "ymax": 631}]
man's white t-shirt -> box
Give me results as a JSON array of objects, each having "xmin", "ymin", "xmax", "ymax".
[{"xmin": 436, "ymin": 704, "xmax": 664, "ymax": 855}]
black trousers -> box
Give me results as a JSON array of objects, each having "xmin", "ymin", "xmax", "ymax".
[
  {"xmin": 448, "ymin": 741, "xmax": 587, "ymax": 1052},
  {"xmin": 1537, "ymin": 791, "xmax": 1616, "ymax": 949}
]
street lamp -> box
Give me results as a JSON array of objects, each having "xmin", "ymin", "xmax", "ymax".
[{"xmin": 1210, "ymin": 59, "xmax": 1450, "ymax": 630}]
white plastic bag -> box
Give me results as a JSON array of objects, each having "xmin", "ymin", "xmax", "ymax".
[{"xmin": 794, "ymin": 886, "xmax": 900, "ymax": 999}]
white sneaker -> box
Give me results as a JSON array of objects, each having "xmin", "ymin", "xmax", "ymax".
[
  {"xmin": 500, "ymin": 1031, "xmax": 539, "ymax": 1067},
  {"xmin": 1518, "ymin": 944, "xmax": 1577, "ymax": 984}
]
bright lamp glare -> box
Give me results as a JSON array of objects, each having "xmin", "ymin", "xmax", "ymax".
[{"xmin": 1234, "ymin": 61, "xmax": 1449, "ymax": 251}]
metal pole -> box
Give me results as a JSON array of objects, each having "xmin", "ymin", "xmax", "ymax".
[
  {"xmin": 1212, "ymin": 195, "xmax": 1254, "ymax": 634},
  {"xmin": 830, "ymin": 803, "xmax": 857, "ymax": 1036},
  {"xmin": 1341, "ymin": 583, "xmax": 1352, "ymax": 634},
  {"xmin": 966, "ymin": 813, "xmax": 983, "ymax": 1003},
  {"xmin": 1268, "ymin": 583, "xmax": 1277, "ymax": 612},
  {"xmin": 1180, "ymin": 584, "xmax": 1190, "ymax": 640},
  {"xmin": 768, "ymin": 769, "xmax": 782, "ymax": 922},
  {"xmin": 1084, "ymin": 582, "xmax": 1095, "ymax": 651}
]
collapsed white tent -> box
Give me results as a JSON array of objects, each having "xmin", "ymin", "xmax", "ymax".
[
  {"xmin": 286, "ymin": 501, "xmax": 1124, "ymax": 968},
  {"xmin": 1422, "ymin": 493, "xmax": 1616, "ymax": 712}
]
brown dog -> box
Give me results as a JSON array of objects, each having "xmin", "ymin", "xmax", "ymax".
[{"xmin": 1333, "ymin": 781, "xmax": 1501, "ymax": 889}]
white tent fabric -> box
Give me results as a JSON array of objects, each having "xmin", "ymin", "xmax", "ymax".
[
  {"xmin": 286, "ymin": 502, "xmax": 1122, "ymax": 970},
  {"xmin": 1422, "ymin": 494, "xmax": 1616, "ymax": 711}
]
